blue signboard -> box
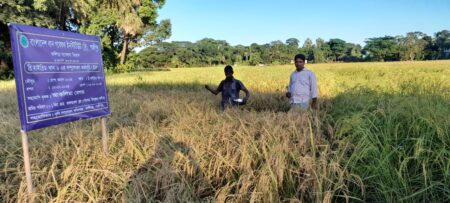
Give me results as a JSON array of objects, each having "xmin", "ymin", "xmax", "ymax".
[{"xmin": 9, "ymin": 23, "xmax": 110, "ymax": 132}]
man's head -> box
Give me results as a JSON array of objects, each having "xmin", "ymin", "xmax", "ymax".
[
  {"xmin": 294, "ymin": 54, "xmax": 306, "ymax": 71},
  {"xmin": 224, "ymin": 65, "xmax": 234, "ymax": 79}
]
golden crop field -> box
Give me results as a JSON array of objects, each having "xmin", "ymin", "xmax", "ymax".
[{"xmin": 1, "ymin": 61, "xmax": 449, "ymax": 202}]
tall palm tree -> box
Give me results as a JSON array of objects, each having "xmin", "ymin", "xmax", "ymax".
[{"xmin": 76, "ymin": 0, "xmax": 168, "ymax": 65}]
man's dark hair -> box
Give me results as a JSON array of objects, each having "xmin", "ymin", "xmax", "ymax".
[
  {"xmin": 224, "ymin": 65, "xmax": 233, "ymax": 73},
  {"xmin": 294, "ymin": 54, "xmax": 306, "ymax": 61}
]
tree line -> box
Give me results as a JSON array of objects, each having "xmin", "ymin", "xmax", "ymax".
[
  {"xmin": 1, "ymin": 1, "xmax": 450, "ymax": 79},
  {"xmin": 137, "ymin": 31, "xmax": 450, "ymax": 69}
]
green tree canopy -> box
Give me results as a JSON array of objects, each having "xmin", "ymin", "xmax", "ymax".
[{"xmin": 364, "ymin": 36, "xmax": 400, "ymax": 61}]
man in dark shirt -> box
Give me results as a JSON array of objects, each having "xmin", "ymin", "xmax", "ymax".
[{"xmin": 205, "ymin": 65, "xmax": 250, "ymax": 111}]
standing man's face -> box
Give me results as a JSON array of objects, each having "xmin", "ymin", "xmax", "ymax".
[{"xmin": 295, "ymin": 58, "xmax": 305, "ymax": 70}]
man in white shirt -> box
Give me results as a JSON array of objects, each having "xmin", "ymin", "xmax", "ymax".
[{"xmin": 286, "ymin": 54, "xmax": 318, "ymax": 110}]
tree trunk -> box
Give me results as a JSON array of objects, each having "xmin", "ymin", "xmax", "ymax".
[
  {"xmin": 58, "ymin": 1, "xmax": 67, "ymax": 30},
  {"xmin": 0, "ymin": 58, "xmax": 8, "ymax": 78},
  {"xmin": 0, "ymin": 22, "xmax": 11, "ymax": 77},
  {"xmin": 110, "ymin": 30, "xmax": 115, "ymax": 48},
  {"xmin": 0, "ymin": 58, "xmax": 7, "ymax": 69},
  {"xmin": 120, "ymin": 33, "xmax": 129, "ymax": 64},
  {"xmin": 0, "ymin": 23, "xmax": 10, "ymax": 48}
]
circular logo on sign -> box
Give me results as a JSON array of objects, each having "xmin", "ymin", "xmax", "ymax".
[{"xmin": 19, "ymin": 35, "xmax": 29, "ymax": 48}]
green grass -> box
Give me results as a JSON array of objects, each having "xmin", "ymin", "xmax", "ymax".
[{"xmin": 0, "ymin": 61, "xmax": 449, "ymax": 202}]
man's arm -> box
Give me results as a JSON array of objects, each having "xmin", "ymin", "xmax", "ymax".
[
  {"xmin": 242, "ymin": 87, "xmax": 250, "ymax": 102},
  {"xmin": 286, "ymin": 74, "xmax": 292, "ymax": 98},
  {"xmin": 243, "ymin": 88, "xmax": 250, "ymax": 101},
  {"xmin": 205, "ymin": 82, "xmax": 223, "ymax": 95},
  {"xmin": 238, "ymin": 81, "xmax": 250, "ymax": 102},
  {"xmin": 310, "ymin": 73, "xmax": 318, "ymax": 109}
]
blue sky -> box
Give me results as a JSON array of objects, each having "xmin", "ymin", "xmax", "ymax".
[{"xmin": 156, "ymin": 0, "xmax": 450, "ymax": 46}]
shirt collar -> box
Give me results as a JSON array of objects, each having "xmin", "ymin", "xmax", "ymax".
[{"xmin": 295, "ymin": 67, "xmax": 308, "ymax": 72}]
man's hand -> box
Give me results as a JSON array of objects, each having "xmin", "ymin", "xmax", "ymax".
[
  {"xmin": 286, "ymin": 92, "xmax": 291, "ymax": 98},
  {"xmin": 311, "ymin": 98, "xmax": 318, "ymax": 109}
]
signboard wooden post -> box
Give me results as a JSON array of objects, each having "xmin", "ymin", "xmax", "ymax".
[
  {"xmin": 21, "ymin": 130, "xmax": 34, "ymax": 194},
  {"xmin": 101, "ymin": 117, "xmax": 108, "ymax": 154}
]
